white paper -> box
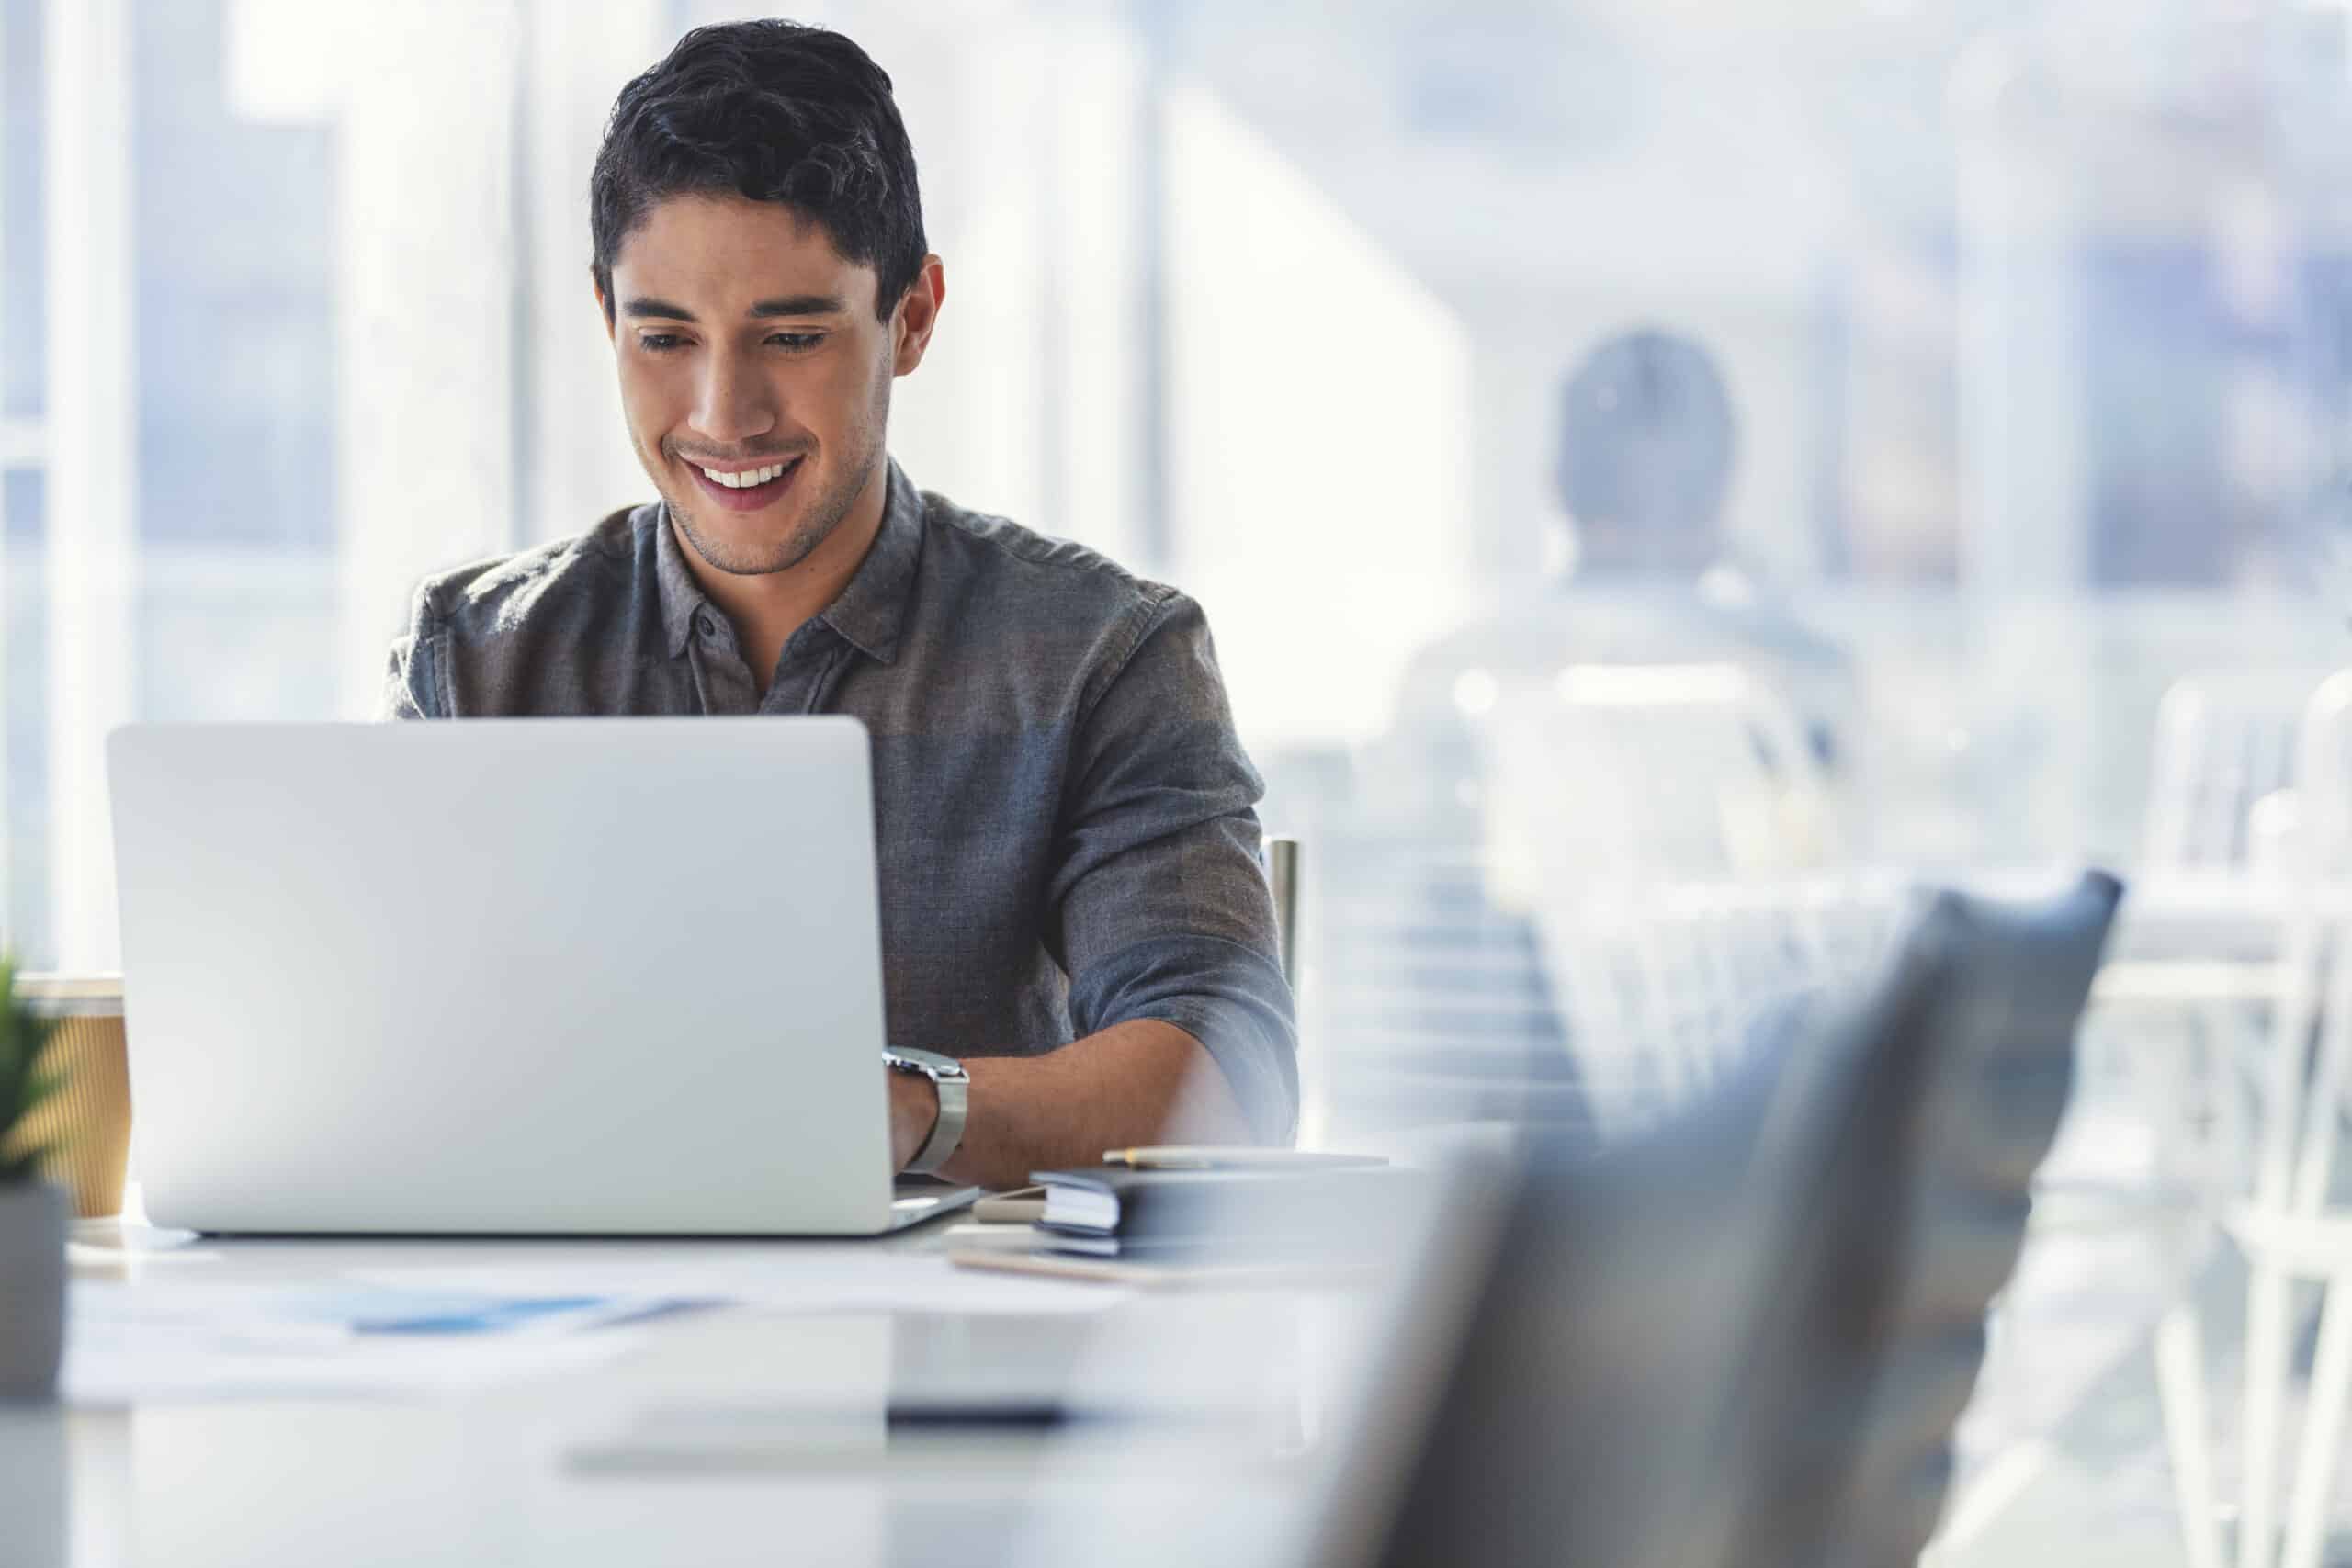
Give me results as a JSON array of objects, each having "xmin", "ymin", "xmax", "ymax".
[
  {"xmin": 347, "ymin": 1248, "xmax": 1134, "ymax": 1317},
  {"xmin": 62, "ymin": 1279, "xmax": 680, "ymax": 1404}
]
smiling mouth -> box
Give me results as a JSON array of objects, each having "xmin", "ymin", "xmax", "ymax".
[
  {"xmin": 695, "ymin": 459, "xmax": 792, "ymax": 489},
  {"xmin": 683, "ymin": 455, "xmax": 805, "ymax": 508}
]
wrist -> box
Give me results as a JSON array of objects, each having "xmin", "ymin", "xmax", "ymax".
[
  {"xmin": 890, "ymin": 1072, "xmax": 940, "ymax": 1168},
  {"xmin": 883, "ymin": 1048, "xmax": 969, "ymax": 1175}
]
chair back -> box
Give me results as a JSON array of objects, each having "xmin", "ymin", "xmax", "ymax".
[
  {"xmin": 1303, "ymin": 872, "xmax": 2122, "ymax": 1568},
  {"xmin": 1481, "ymin": 663, "xmax": 1854, "ymax": 1133},
  {"xmin": 2142, "ymin": 668, "xmax": 2338, "ymax": 876},
  {"xmin": 2229, "ymin": 669, "xmax": 2352, "ymax": 1568},
  {"xmin": 1486, "ymin": 662, "xmax": 1838, "ymax": 892}
]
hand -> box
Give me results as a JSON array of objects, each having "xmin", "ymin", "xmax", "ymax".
[{"xmin": 887, "ymin": 1067, "xmax": 940, "ymax": 1171}]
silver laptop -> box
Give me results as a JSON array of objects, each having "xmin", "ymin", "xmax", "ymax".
[{"xmin": 107, "ymin": 718, "xmax": 976, "ymax": 1235}]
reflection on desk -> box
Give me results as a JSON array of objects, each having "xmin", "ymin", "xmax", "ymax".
[{"xmin": 11, "ymin": 1217, "xmax": 1374, "ymax": 1568}]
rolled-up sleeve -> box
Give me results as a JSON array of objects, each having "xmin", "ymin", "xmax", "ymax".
[
  {"xmin": 1047, "ymin": 592, "xmax": 1298, "ymax": 1143},
  {"xmin": 379, "ymin": 588, "xmax": 445, "ymax": 721}
]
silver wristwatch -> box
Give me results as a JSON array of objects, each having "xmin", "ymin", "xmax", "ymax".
[{"xmin": 883, "ymin": 1048, "xmax": 969, "ymax": 1176}]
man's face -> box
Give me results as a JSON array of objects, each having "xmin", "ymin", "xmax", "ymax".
[{"xmin": 601, "ymin": 194, "xmax": 937, "ymax": 576}]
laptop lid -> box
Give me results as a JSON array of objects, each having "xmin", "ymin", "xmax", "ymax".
[{"xmin": 108, "ymin": 718, "xmax": 905, "ymax": 1235}]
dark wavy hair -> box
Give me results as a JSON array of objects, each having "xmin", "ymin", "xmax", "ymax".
[{"xmin": 591, "ymin": 20, "xmax": 925, "ymax": 322}]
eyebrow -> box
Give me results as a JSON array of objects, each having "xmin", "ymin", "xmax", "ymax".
[{"xmin": 619, "ymin": 294, "xmax": 849, "ymax": 321}]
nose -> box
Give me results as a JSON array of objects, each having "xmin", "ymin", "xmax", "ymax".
[{"xmin": 688, "ymin": 344, "xmax": 776, "ymax": 448}]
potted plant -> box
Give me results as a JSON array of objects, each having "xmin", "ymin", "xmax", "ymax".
[{"xmin": 0, "ymin": 957, "xmax": 68, "ymax": 1399}]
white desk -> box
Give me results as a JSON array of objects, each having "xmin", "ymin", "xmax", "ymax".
[
  {"xmin": 3, "ymin": 1217, "xmax": 1356, "ymax": 1568},
  {"xmin": 6, "ymin": 1201, "xmax": 2282, "ymax": 1566},
  {"xmin": 11, "ymin": 867, "xmax": 2322, "ymax": 1567}
]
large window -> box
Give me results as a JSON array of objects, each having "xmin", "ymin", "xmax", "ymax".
[{"xmin": 8, "ymin": 0, "xmax": 2352, "ymax": 1145}]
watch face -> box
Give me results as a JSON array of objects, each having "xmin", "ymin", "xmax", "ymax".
[{"xmin": 887, "ymin": 1048, "xmax": 966, "ymax": 1079}]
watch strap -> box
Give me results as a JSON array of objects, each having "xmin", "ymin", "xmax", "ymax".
[{"xmin": 906, "ymin": 1072, "xmax": 967, "ymax": 1175}]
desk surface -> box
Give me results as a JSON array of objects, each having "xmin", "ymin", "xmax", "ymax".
[
  {"xmin": 3, "ymin": 1207, "xmax": 2227, "ymax": 1568},
  {"xmin": 12, "ymin": 863, "xmax": 2316, "ymax": 1568},
  {"xmin": 4, "ymin": 1216, "xmax": 1355, "ymax": 1568}
]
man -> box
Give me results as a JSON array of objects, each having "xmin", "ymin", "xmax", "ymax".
[
  {"xmin": 380, "ymin": 20, "xmax": 1294, "ymax": 1190},
  {"xmin": 1341, "ymin": 328, "xmax": 1854, "ymax": 1142}
]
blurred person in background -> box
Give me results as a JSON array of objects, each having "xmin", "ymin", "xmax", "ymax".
[
  {"xmin": 1326, "ymin": 329, "xmax": 1856, "ymax": 1144},
  {"xmin": 376, "ymin": 18, "xmax": 1295, "ymax": 1188},
  {"xmin": 1387, "ymin": 326, "xmax": 1854, "ymax": 792}
]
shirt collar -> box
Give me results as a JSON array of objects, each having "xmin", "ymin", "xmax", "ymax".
[
  {"xmin": 818, "ymin": 459, "xmax": 923, "ymax": 665},
  {"xmin": 652, "ymin": 458, "xmax": 924, "ymax": 665},
  {"xmin": 653, "ymin": 503, "xmax": 707, "ymax": 660}
]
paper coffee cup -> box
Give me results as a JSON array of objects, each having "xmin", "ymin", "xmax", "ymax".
[{"xmin": 13, "ymin": 975, "xmax": 130, "ymax": 1220}]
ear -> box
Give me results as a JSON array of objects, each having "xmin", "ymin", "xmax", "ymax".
[
  {"xmin": 890, "ymin": 256, "xmax": 946, "ymax": 377},
  {"xmin": 593, "ymin": 265, "xmax": 616, "ymax": 345}
]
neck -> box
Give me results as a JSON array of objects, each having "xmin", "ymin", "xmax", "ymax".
[{"xmin": 674, "ymin": 459, "xmax": 889, "ymax": 691}]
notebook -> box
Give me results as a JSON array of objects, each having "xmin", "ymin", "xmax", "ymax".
[{"xmin": 1029, "ymin": 1166, "xmax": 1413, "ymax": 1250}]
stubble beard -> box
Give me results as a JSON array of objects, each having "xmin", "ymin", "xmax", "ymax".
[
  {"xmin": 662, "ymin": 373, "xmax": 894, "ymax": 580},
  {"xmin": 666, "ymin": 450, "xmax": 860, "ymax": 577}
]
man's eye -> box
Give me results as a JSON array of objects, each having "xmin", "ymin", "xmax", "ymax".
[
  {"xmin": 638, "ymin": 333, "xmax": 687, "ymax": 353},
  {"xmin": 768, "ymin": 332, "xmax": 824, "ymax": 351}
]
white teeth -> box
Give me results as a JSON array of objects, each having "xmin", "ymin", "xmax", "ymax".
[{"xmin": 698, "ymin": 461, "xmax": 790, "ymax": 489}]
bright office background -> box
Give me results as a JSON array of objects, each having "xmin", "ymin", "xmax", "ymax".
[{"xmin": 7, "ymin": 0, "xmax": 2352, "ymax": 1143}]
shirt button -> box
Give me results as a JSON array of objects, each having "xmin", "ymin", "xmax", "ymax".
[{"xmin": 695, "ymin": 613, "xmax": 717, "ymax": 637}]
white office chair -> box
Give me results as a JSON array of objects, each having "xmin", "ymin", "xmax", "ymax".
[
  {"xmin": 2154, "ymin": 669, "xmax": 2352, "ymax": 1568},
  {"xmin": 2227, "ymin": 671, "xmax": 2352, "ymax": 1568},
  {"xmin": 2071, "ymin": 666, "xmax": 2330, "ymax": 1236},
  {"xmin": 1478, "ymin": 663, "xmax": 1871, "ymax": 1136},
  {"xmin": 2113, "ymin": 665, "xmax": 2331, "ymax": 1176},
  {"xmin": 1957, "ymin": 777, "xmax": 2298, "ymax": 1520},
  {"xmin": 1485, "ymin": 661, "xmax": 1843, "ymax": 891},
  {"xmin": 2080, "ymin": 670, "xmax": 2337, "ymax": 1242},
  {"xmin": 2141, "ymin": 669, "xmax": 2334, "ymax": 877}
]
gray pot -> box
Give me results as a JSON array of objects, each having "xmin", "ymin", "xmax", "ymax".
[{"xmin": 0, "ymin": 1181, "xmax": 66, "ymax": 1401}]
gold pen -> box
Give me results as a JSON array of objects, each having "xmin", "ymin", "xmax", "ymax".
[{"xmin": 1102, "ymin": 1146, "xmax": 1388, "ymax": 1171}]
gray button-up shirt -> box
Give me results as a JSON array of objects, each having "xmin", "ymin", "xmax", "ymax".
[{"xmin": 381, "ymin": 460, "xmax": 1296, "ymax": 1138}]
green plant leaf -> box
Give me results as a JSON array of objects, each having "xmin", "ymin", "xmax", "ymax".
[
  {"xmin": 0, "ymin": 954, "xmax": 68, "ymax": 1184},
  {"xmin": 21, "ymin": 1066, "xmax": 65, "ymax": 1115}
]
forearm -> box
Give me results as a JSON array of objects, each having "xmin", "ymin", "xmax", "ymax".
[{"xmin": 890, "ymin": 1020, "xmax": 1262, "ymax": 1190}]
